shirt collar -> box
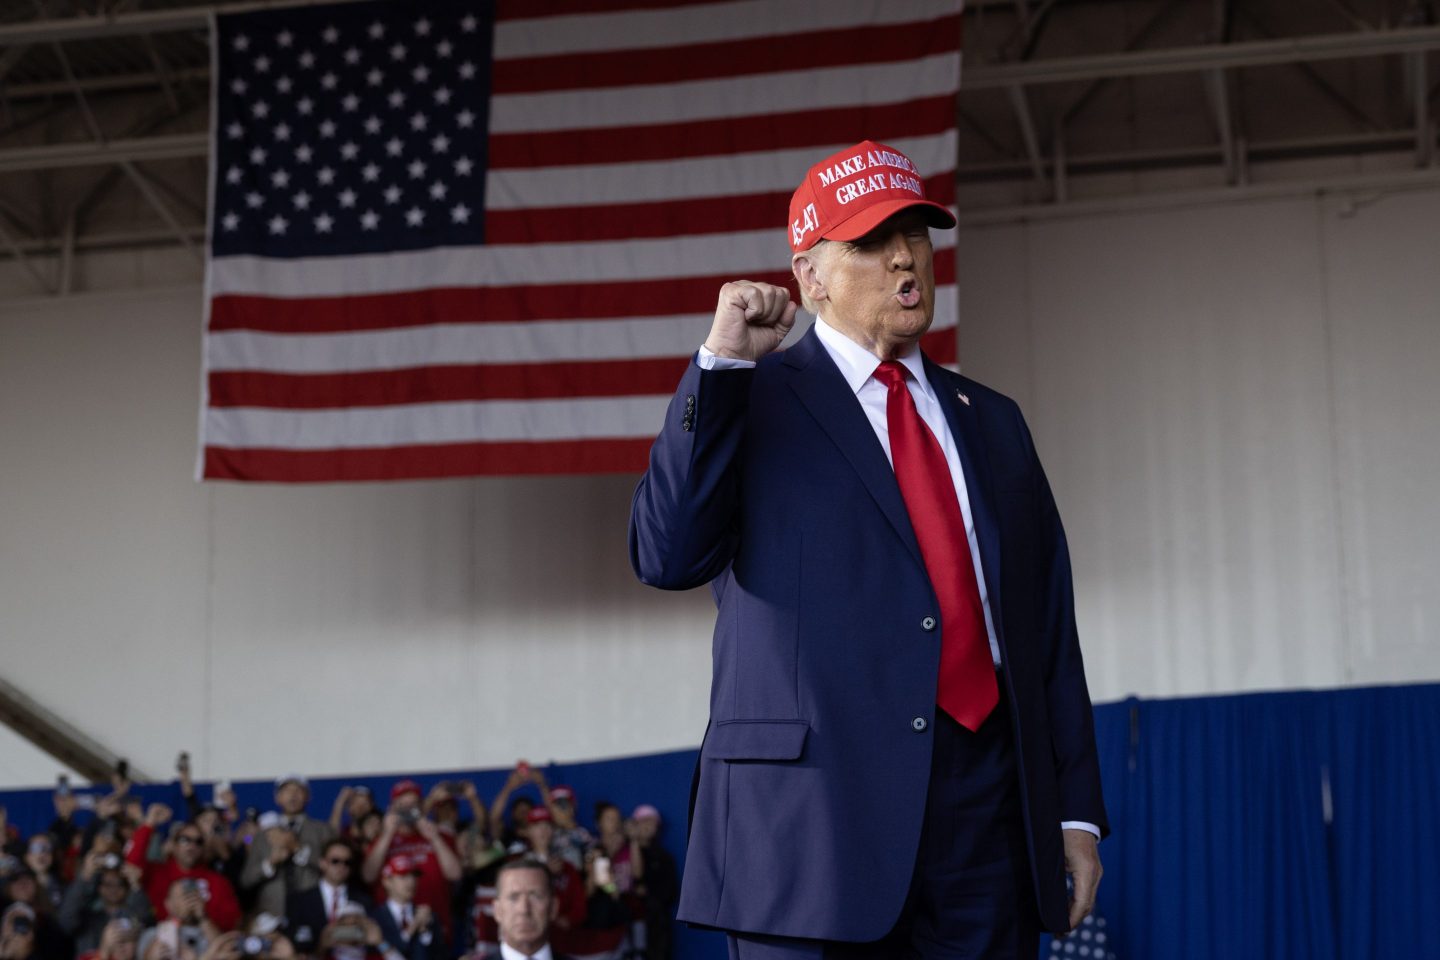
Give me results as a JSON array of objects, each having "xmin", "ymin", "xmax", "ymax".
[
  {"xmin": 499, "ymin": 943, "xmax": 553, "ymax": 960},
  {"xmin": 813, "ymin": 316, "xmax": 933, "ymax": 400}
]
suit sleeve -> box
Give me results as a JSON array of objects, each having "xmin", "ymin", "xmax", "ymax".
[
  {"xmin": 1017, "ymin": 405, "xmax": 1110, "ymax": 837},
  {"xmin": 628, "ymin": 358, "xmax": 756, "ymax": 590},
  {"xmin": 239, "ymin": 830, "xmax": 271, "ymax": 892}
]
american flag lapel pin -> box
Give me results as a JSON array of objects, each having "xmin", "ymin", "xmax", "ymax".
[{"xmin": 956, "ymin": 390, "xmax": 970, "ymax": 406}]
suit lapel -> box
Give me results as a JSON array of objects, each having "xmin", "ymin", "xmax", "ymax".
[
  {"xmin": 926, "ymin": 357, "xmax": 1008, "ymax": 649},
  {"xmin": 784, "ymin": 327, "xmax": 925, "ymax": 570}
]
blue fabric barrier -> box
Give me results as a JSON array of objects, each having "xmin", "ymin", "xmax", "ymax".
[{"xmin": 3, "ymin": 682, "xmax": 1436, "ymax": 959}]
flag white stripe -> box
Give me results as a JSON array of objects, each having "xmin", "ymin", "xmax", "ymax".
[
  {"xmin": 207, "ymin": 293, "xmax": 959, "ymax": 374},
  {"xmin": 488, "ymin": 53, "xmax": 960, "ymax": 134},
  {"xmin": 485, "ymin": 131, "xmax": 958, "ymax": 210},
  {"xmin": 208, "ymin": 225, "xmax": 958, "ymax": 298},
  {"xmin": 205, "ymin": 395, "xmax": 674, "ymax": 448},
  {"xmin": 495, "ymin": 0, "xmax": 958, "ymax": 59}
]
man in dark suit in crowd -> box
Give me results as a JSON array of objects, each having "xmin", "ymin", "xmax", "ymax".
[
  {"xmin": 367, "ymin": 856, "xmax": 445, "ymax": 960},
  {"xmin": 286, "ymin": 839, "xmax": 371, "ymax": 956},
  {"xmin": 490, "ymin": 860, "xmax": 571, "ymax": 960},
  {"xmin": 629, "ymin": 140, "xmax": 1108, "ymax": 958}
]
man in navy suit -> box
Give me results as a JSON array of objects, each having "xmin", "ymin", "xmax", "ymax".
[{"xmin": 629, "ymin": 140, "xmax": 1107, "ymax": 959}]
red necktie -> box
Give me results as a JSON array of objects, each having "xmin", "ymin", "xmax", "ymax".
[
  {"xmin": 328, "ymin": 888, "xmax": 338, "ymax": 922},
  {"xmin": 873, "ymin": 361, "xmax": 998, "ymax": 732}
]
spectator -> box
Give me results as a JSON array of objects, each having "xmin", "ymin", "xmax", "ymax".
[
  {"xmin": 359, "ymin": 784, "xmax": 458, "ymax": 948},
  {"xmin": 515, "ymin": 812, "xmax": 583, "ymax": 939},
  {"xmin": 57, "ymin": 852, "xmax": 152, "ymax": 954},
  {"xmin": 311, "ymin": 903, "xmax": 383, "ymax": 960},
  {"xmin": 241, "ymin": 778, "xmax": 334, "ymax": 920},
  {"xmin": 124, "ymin": 809, "xmax": 240, "ymax": 931},
  {"xmin": 590, "ymin": 806, "xmax": 640, "ymax": 899},
  {"xmin": 133, "ymin": 877, "xmax": 217, "ymax": 960},
  {"xmin": 348, "ymin": 817, "xmax": 380, "ymax": 855},
  {"xmin": 285, "ymin": 840, "xmax": 370, "ymax": 957},
  {"xmin": 539, "ymin": 790, "xmax": 589, "ymax": 875},
  {"xmin": 1, "ymin": 870, "xmax": 69, "ymax": 960},
  {"xmin": 80, "ymin": 918, "xmax": 139, "ymax": 960},
  {"xmin": 0, "ymin": 808, "xmax": 21, "ymax": 858},
  {"xmin": 627, "ymin": 807, "xmax": 674, "ymax": 960},
  {"xmin": 366, "ymin": 858, "xmax": 442, "ymax": 960},
  {"xmin": 491, "ymin": 860, "xmax": 572, "ymax": 960},
  {"xmin": 486, "ymin": 769, "xmax": 542, "ymax": 852},
  {"xmin": 1, "ymin": 903, "xmax": 38, "ymax": 960},
  {"xmin": 23, "ymin": 838, "xmax": 64, "ymax": 911},
  {"xmin": 325, "ymin": 792, "xmax": 374, "ymax": 847}
]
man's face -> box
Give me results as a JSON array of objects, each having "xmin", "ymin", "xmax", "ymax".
[
  {"xmin": 275, "ymin": 783, "xmax": 307, "ymax": 816},
  {"xmin": 493, "ymin": 867, "xmax": 556, "ymax": 955},
  {"xmin": 550, "ymin": 797, "xmax": 575, "ymax": 828},
  {"xmin": 798, "ymin": 209, "xmax": 935, "ymax": 359},
  {"xmin": 97, "ymin": 871, "xmax": 129, "ymax": 907},
  {"xmin": 391, "ymin": 791, "xmax": 420, "ymax": 819},
  {"xmin": 173, "ymin": 827, "xmax": 204, "ymax": 869},
  {"xmin": 633, "ymin": 816, "xmax": 659, "ymax": 845},
  {"xmin": 381, "ymin": 871, "xmax": 416, "ymax": 904},
  {"xmin": 525, "ymin": 820, "xmax": 553, "ymax": 851},
  {"xmin": 319, "ymin": 846, "xmax": 353, "ymax": 887}
]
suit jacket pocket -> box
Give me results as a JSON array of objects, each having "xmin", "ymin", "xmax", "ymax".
[{"xmin": 707, "ymin": 719, "xmax": 809, "ymax": 761}]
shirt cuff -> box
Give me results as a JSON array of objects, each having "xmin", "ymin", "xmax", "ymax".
[
  {"xmin": 260, "ymin": 860, "xmax": 276, "ymax": 879},
  {"xmin": 1060, "ymin": 821, "xmax": 1101, "ymax": 839},
  {"xmin": 696, "ymin": 344, "xmax": 757, "ymax": 370}
]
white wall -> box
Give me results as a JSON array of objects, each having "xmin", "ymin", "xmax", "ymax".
[{"xmin": 2, "ymin": 186, "xmax": 1437, "ymax": 787}]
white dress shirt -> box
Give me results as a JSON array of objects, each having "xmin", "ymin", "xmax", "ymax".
[
  {"xmin": 698, "ymin": 319, "xmax": 1100, "ymax": 840},
  {"xmin": 499, "ymin": 942, "xmax": 553, "ymax": 960},
  {"xmin": 318, "ymin": 880, "xmax": 346, "ymax": 919}
]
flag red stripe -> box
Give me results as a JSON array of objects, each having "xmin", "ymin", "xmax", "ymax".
[
  {"xmin": 204, "ymin": 438, "xmax": 657, "ymax": 481},
  {"xmin": 486, "ymin": 173, "xmax": 955, "ymax": 245},
  {"xmin": 210, "ymin": 329, "xmax": 955, "ymax": 410},
  {"xmin": 208, "ymin": 250, "xmax": 954, "ymax": 333},
  {"xmin": 488, "ymin": 95, "xmax": 955, "ymax": 169},
  {"xmin": 209, "ymin": 356, "xmax": 695, "ymax": 408},
  {"xmin": 491, "ymin": 15, "xmax": 962, "ymax": 95}
]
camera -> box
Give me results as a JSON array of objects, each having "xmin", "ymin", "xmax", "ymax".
[
  {"xmin": 11, "ymin": 916, "xmax": 33, "ymax": 936},
  {"xmin": 101, "ymin": 853, "xmax": 121, "ymax": 870},
  {"xmin": 241, "ymin": 936, "xmax": 270, "ymax": 957},
  {"xmin": 398, "ymin": 807, "xmax": 421, "ymax": 826}
]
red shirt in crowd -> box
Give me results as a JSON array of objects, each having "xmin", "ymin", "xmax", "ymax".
[
  {"xmin": 366, "ymin": 829, "xmax": 458, "ymax": 938},
  {"xmin": 124, "ymin": 823, "xmax": 241, "ymax": 931}
]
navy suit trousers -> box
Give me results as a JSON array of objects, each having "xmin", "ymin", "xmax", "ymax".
[{"xmin": 728, "ymin": 683, "xmax": 1041, "ymax": 960}]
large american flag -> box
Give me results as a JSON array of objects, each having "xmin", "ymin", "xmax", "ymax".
[{"xmin": 201, "ymin": 0, "xmax": 963, "ymax": 482}]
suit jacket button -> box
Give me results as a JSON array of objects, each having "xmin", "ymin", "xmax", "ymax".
[
  {"xmin": 921, "ymin": 616, "xmax": 937, "ymax": 631},
  {"xmin": 911, "ymin": 716, "xmax": 928, "ymax": 732}
]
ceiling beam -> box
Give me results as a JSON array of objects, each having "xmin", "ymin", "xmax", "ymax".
[
  {"xmin": 0, "ymin": 131, "xmax": 205, "ymax": 173},
  {"xmin": 965, "ymin": 24, "xmax": 1440, "ymax": 90}
]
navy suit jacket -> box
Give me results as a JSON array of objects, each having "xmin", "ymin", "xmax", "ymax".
[
  {"xmin": 629, "ymin": 325, "xmax": 1108, "ymax": 941},
  {"xmin": 369, "ymin": 904, "xmax": 447, "ymax": 960}
]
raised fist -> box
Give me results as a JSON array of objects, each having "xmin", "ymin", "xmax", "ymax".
[{"xmin": 704, "ymin": 281, "xmax": 798, "ymax": 362}]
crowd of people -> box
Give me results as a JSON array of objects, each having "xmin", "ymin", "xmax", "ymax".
[{"xmin": 0, "ymin": 759, "xmax": 678, "ymax": 960}]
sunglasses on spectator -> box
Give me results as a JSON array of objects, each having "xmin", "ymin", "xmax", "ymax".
[{"xmin": 325, "ymin": 856, "xmax": 353, "ymax": 866}]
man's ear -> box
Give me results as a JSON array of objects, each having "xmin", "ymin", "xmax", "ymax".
[{"xmin": 792, "ymin": 251, "xmax": 826, "ymax": 306}]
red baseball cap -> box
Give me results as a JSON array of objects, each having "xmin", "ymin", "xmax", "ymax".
[
  {"xmin": 526, "ymin": 807, "xmax": 553, "ymax": 824},
  {"xmin": 381, "ymin": 854, "xmax": 421, "ymax": 878},
  {"xmin": 389, "ymin": 779, "xmax": 422, "ymax": 802},
  {"xmin": 788, "ymin": 140, "xmax": 955, "ymax": 253},
  {"xmin": 548, "ymin": 785, "xmax": 575, "ymax": 803}
]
